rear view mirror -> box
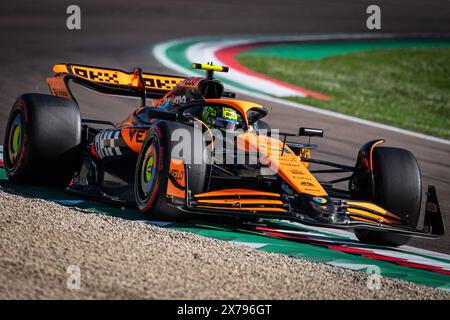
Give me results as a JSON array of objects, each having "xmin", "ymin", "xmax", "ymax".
[{"xmin": 299, "ymin": 127, "xmax": 324, "ymax": 137}]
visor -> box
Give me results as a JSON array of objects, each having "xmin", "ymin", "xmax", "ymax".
[{"xmin": 213, "ymin": 118, "xmax": 238, "ymax": 131}]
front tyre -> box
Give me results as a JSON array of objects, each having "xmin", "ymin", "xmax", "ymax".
[{"xmin": 355, "ymin": 147, "xmax": 422, "ymax": 246}]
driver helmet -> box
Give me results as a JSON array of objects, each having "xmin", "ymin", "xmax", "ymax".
[{"xmin": 201, "ymin": 105, "xmax": 240, "ymax": 133}]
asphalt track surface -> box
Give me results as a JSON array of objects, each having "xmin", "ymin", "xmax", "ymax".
[{"xmin": 0, "ymin": 0, "xmax": 449, "ymax": 258}]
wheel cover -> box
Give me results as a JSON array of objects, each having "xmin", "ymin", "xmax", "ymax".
[
  {"xmin": 140, "ymin": 142, "xmax": 158, "ymax": 198},
  {"xmin": 8, "ymin": 112, "xmax": 23, "ymax": 165}
]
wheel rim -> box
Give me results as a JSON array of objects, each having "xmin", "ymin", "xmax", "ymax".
[
  {"xmin": 139, "ymin": 141, "xmax": 158, "ymax": 199},
  {"xmin": 7, "ymin": 112, "xmax": 23, "ymax": 165}
]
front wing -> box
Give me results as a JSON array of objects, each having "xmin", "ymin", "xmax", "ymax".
[{"xmin": 179, "ymin": 186, "xmax": 445, "ymax": 239}]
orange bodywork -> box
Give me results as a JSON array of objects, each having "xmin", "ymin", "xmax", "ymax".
[
  {"xmin": 236, "ymin": 132, "xmax": 327, "ymax": 197},
  {"xmin": 346, "ymin": 201, "xmax": 401, "ymax": 224},
  {"xmin": 197, "ymin": 199, "xmax": 283, "ymax": 205},
  {"xmin": 194, "ymin": 188, "xmax": 281, "ymax": 198},
  {"xmin": 368, "ymin": 140, "xmax": 384, "ymax": 170},
  {"xmin": 350, "ymin": 216, "xmax": 376, "ymax": 224},
  {"xmin": 47, "ymin": 76, "xmax": 73, "ymax": 100},
  {"xmin": 120, "ymin": 128, "xmax": 148, "ymax": 153},
  {"xmin": 52, "ymin": 64, "xmax": 70, "ymax": 74},
  {"xmin": 348, "ymin": 209, "xmax": 396, "ymax": 224},
  {"xmin": 197, "ymin": 206, "xmax": 288, "ymax": 212},
  {"xmin": 193, "ymin": 188, "xmax": 286, "ymax": 213},
  {"xmin": 166, "ymin": 159, "xmax": 186, "ymax": 199},
  {"xmin": 51, "ymin": 63, "xmax": 184, "ymax": 92}
]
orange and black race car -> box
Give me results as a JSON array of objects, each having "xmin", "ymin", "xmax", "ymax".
[{"xmin": 3, "ymin": 62, "xmax": 445, "ymax": 247}]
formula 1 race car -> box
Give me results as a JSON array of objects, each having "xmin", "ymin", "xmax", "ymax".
[{"xmin": 3, "ymin": 62, "xmax": 445, "ymax": 247}]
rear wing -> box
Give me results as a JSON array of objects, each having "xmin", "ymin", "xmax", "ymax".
[{"xmin": 47, "ymin": 63, "xmax": 185, "ymax": 103}]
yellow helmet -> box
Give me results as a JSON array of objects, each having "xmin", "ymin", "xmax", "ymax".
[{"xmin": 201, "ymin": 105, "xmax": 240, "ymax": 132}]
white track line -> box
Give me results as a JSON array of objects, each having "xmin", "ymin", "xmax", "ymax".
[
  {"xmin": 401, "ymin": 245, "xmax": 450, "ymax": 261},
  {"xmin": 186, "ymin": 41, "xmax": 307, "ymax": 97},
  {"xmin": 230, "ymin": 241, "xmax": 269, "ymax": 249},
  {"xmin": 328, "ymin": 262, "xmax": 378, "ymax": 271},
  {"xmin": 153, "ymin": 34, "xmax": 450, "ymax": 146}
]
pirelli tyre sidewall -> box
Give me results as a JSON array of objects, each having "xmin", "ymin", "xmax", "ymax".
[
  {"xmin": 4, "ymin": 103, "xmax": 26, "ymax": 177},
  {"xmin": 135, "ymin": 128, "xmax": 162, "ymax": 212},
  {"xmin": 355, "ymin": 147, "xmax": 422, "ymax": 247},
  {"xmin": 134, "ymin": 121, "xmax": 207, "ymax": 220},
  {"xmin": 3, "ymin": 94, "xmax": 83, "ymax": 187}
]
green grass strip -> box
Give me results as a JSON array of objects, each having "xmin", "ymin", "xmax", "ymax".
[
  {"xmin": 238, "ymin": 48, "xmax": 450, "ymax": 139},
  {"xmin": 241, "ymin": 39, "xmax": 450, "ymax": 60}
]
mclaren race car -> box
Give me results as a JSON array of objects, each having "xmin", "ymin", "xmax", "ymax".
[{"xmin": 3, "ymin": 62, "xmax": 445, "ymax": 247}]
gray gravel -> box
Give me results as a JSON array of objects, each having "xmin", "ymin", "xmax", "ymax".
[{"xmin": 0, "ymin": 189, "xmax": 448, "ymax": 299}]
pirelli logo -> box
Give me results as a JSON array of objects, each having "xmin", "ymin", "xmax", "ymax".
[{"xmin": 70, "ymin": 65, "xmax": 183, "ymax": 91}]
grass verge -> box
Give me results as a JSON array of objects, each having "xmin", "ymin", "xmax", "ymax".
[{"xmin": 237, "ymin": 48, "xmax": 450, "ymax": 139}]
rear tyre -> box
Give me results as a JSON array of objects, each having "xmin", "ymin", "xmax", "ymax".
[
  {"xmin": 354, "ymin": 147, "xmax": 422, "ymax": 246},
  {"xmin": 3, "ymin": 94, "xmax": 83, "ymax": 187},
  {"xmin": 134, "ymin": 121, "xmax": 208, "ymax": 220}
]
